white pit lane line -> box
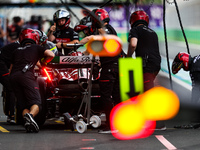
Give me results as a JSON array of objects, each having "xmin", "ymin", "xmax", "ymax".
[{"xmin": 155, "ymin": 135, "xmax": 177, "ymax": 150}]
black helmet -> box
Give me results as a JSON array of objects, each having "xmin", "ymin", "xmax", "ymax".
[{"xmin": 35, "ymin": 30, "xmax": 48, "ymax": 45}]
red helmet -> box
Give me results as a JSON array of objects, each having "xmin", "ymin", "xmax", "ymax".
[
  {"xmin": 94, "ymin": 8, "xmax": 110, "ymax": 23},
  {"xmin": 90, "ymin": 8, "xmax": 110, "ymax": 31},
  {"xmin": 53, "ymin": 9, "xmax": 70, "ymax": 30},
  {"xmin": 129, "ymin": 10, "xmax": 149, "ymax": 27},
  {"xmin": 19, "ymin": 28, "xmax": 39, "ymax": 46},
  {"xmin": 172, "ymin": 52, "xmax": 191, "ymax": 74}
]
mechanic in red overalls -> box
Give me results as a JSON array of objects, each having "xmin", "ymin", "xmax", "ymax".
[
  {"xmin": 9, "ymin": 28, "xmax": 55, "ymax": 133},
  {"xmin": 47, "ymin": 9, "xmax": 79, "ymax": 55}
]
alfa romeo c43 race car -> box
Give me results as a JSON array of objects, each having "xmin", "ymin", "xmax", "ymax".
[{"xmin": 33, "ymin": 47, "xmax": 104, "ymax": 132}]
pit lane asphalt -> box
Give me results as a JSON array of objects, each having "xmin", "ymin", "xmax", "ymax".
[
  {"xmin": 1, "ymin": 71, "xmax": 200, "ymax": 150},
  {"xmin": 1, "ymin": 41, "xmax": 200, "ymax": 150}
]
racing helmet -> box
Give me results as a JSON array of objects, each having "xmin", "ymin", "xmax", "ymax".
[
  {"xmin": 35, "ymin": 30, "xmax": 48, "ymax": 45},
  {"xmin": 19, "ymin": 28, "xmax": 39, "ymax": 46},
  {"xmin": 74, "ymin": 17, "xmax": 92, "ymax": 37},
  {"xmin": 129, "ymin": 10, "xmax": 149, "ymax": 28},
  {"xmin": 74, "ymin": 24, "xmax": 89, "ymax": 38},
  {"xmin": 94, "ymin": 8, "xmax": 110, "ymax": 23},
  {"xmin": 80, "ymin": 16, "xmax": 91, "ymax": 25},
  {"xmin": 53, "ymin": 9, "xmax": 70, "ymax": 30},
  {"xmin": 172, "ymin": 52, "xmax": 191, "ymax": 74},
  {"xmin": 91, "ymin": 8, "xmax": 110, "ymax": 30},
  {"xmin": 74, "ymin": 16, "xmax": 91, "ymax": 32}
]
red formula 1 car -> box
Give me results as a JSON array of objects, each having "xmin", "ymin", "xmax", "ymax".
[{"xmin": 34, "ymin": 48, "xmax": 104, "ymax": 132}]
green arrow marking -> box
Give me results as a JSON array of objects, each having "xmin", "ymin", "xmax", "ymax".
[
  {"xmin": 126, "ymin": 70, "xmax": 140, "ymax": 98},
  {"xmin": 119, "ymin": 57, "xmax": 144, "ymax": 102}
]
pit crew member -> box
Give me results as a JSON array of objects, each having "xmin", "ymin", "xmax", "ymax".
[
  {"xmin": 172, "ymin": 52, "xmax": 200, "ymax": 126},
  {"xmin": 127, "ymin": 10, "xmax": 161, "ymax": 92},
  {"xmin": 47, "ymin": 9, "xmax": 79, "ymax": 55},
  {"xmin": 0, "ymin": 41, "xmax": 20, "ymax": 124},
  {"xmin": 9, "ymin": 28, "xmax": 55, "ymax": 133},
  {"xmin": 76, "ymin": 8, "xmax": 123, "ymax": 133}
]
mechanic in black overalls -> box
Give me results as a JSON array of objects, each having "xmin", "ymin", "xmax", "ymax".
[
  {"xmin": 127, "ymin": 10, "xmax": 163, "ymax": 130},
  {"xmin": 47, "ymin": 9, "xmax": 79, "ymax": 55},
  {"xmin": 9, "ymin": 28, "xmax": 55, "ymax": 133},
  {"xmin": 127, "ymin": 10, "xmax": 161, "ymax": 92},
  {"xmin": 0, "ymin": 41, "xmax": 20, "ymax": 124},
  {"xmin": 7, "ymin": 16, "xmax": 24, "ymax": 43},
  {"xmin": 91, "ymin": 8, "xmax": 123, "ymax": 133},
  {"xmin": 74, "ymin": 8, "xmax": 125, "ymax": 133}
]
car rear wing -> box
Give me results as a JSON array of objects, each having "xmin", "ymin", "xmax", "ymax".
[{"xmin": 46, "ymin": 55, "xmax": 100, "ymax": 68}]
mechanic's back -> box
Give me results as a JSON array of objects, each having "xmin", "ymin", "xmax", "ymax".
[{"xmin": 9, "ymin": 28, "xmax": 55, "ymax": 133}]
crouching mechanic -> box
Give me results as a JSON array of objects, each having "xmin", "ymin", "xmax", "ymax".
[
  {"xmin": 9, "ymin": 28, "xmax": 55, "ymax": 133},
  {"xmin": 172, "ymin": 52, "xmax": 200, "ymax": 104},
  {"xmin": 172, "ymin": 52, "xmax": 200, "ymax": 126}
]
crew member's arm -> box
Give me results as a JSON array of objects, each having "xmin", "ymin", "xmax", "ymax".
[
  {"xmin": 47, "ymin": 23, "xmax": 56, "ymax": 42},
  {"xmin": 36, "ymin": 61, "xmax": 42, "ymax": 69},
  {"xmin": 127, "ymin": 37, "xmax": 137, "ymax": 57},
  {"xmin": 9, "ymin": 64, "xmax": 13, "ymax": 74},
  {"xmin": 56, "ymin": 39, "xmax": 79, "ymax": 49},
  {"xmin": 56, "ymin": 35, "xmax": 94, "ymax": 55},
  {"xmin": 43, "ymin": 49, "xmax": 55, "ymax": 63},
  {"xmin": 79, "ymin": 35, "xmax": 94, "ymax": 45},
  {"xmin": 56, "ymin": 29, "xmax": 80, "ymax": 49},
  {"xmin": 40, "ymin": 49, "xmax": 55, "ymax": 66},
  {"xmin": 37, "ymin": 49, "xmax": 55, "ymax": 68},
  {"xmin": 80, "ymin": 35, "xmax": 95, "ymax": 55}
]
